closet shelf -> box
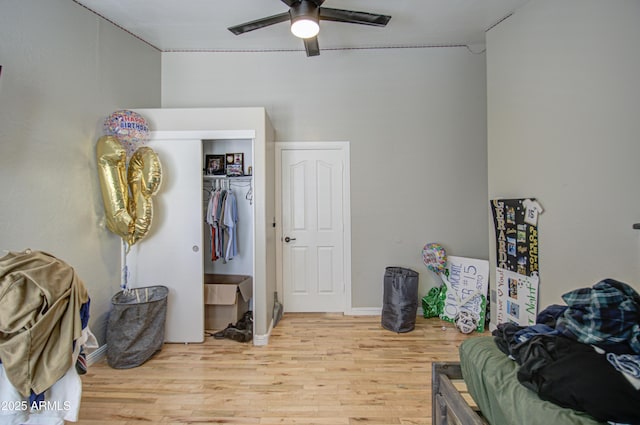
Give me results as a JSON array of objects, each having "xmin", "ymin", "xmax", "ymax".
[{"xmin": 203, "ymin": 175, "xmax": 252, "ymax": 181}]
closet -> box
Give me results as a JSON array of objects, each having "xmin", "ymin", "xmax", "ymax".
[
  {"xmin": 202, "ymin": 139, "xmax": 253, "ymax": 273},
  {"xmin": 124, "ymin": 108, "xmax": 276, "ymax": 345},
  {"xmin": 202, "ymin": 139, "xmax": 254, "ymax": 330}
]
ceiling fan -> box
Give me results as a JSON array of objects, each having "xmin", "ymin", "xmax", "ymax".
[{"xmin": 228, "ymin": 0, "xmax": 392, "ymax": 57}]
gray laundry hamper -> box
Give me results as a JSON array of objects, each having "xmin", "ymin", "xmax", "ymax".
[
  {"xmin": 106, "ymin": 285, "xmax": 169, "ymax": 369},
  {"xmin": 381, "ymin": 267, "xmax": 419, "ymax": 333}
]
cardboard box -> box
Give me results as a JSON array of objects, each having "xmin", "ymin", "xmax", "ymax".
[{"xmin": 204, "ymin": 274, "xmax": 252, "ymax": 330}]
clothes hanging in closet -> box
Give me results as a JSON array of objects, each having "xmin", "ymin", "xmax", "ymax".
[{"xmin": 205, "ymin": 186, "xmax": 238, "ymax": 262}]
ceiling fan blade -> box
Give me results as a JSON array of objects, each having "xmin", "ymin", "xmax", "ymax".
[
  {"xmin": 319, "ymin": 8, "xmax": 391, "ymax": 27},
  {"xmin": 310, "ymin": 0, "xmax": 326, "ymax": 6},
  {"xmin": 228, "ymin": 12, "xmax": 290, "ymax": 35},
  {"xmin": 304, "ymin": 36, "xmax": 320, "ymax": 57}
]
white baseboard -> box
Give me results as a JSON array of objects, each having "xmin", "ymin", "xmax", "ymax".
[
  {"xmin": 347, "ymin": 307, "xmax": 382, "ymax": 316},
  {"xmin": 252, "ymin": 319, "xmax": 273, "ymax": 346},
  {"xmin": 86, "ymin": 344, "xmax": 107, "ymax": 366}
]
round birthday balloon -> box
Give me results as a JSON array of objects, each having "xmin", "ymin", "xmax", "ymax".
[
  {"xmin": 422, "ymin": 242, "xmax": 447, "ymax": 274},
  {"xmin": 103, "ymin": 110, "xmax": 150, "ymax": 157}
]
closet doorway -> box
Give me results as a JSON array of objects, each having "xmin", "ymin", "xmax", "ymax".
[
  {"xmin": 202, "ymin": 139, "xmax": 254, "ymax": 275},
  {"xmin": 276, "ymin": 142, "xmax": 352, "ymax": 313}
]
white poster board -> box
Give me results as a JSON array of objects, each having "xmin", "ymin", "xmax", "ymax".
[
  {"xmin": 495, "ymin": 267, "xmax": 539, "ymax": 326},
  {"xmin": 440, "ymin": 256, "xmax": 489, "ymax": 332}
]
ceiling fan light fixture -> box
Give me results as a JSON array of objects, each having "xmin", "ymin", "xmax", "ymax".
[
  {"xmin": 289, "ymin": 1, "xmax": 320, "ymax": 39},
  {"xmin": 291, "ymin": 17, "xmax": 319, "ymax": 38}
]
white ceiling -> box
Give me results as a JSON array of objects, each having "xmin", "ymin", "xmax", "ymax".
[{"xmin": 73, "ymin": 0, "xmax": 530, "ymax": 54}]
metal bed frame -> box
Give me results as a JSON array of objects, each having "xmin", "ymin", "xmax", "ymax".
[{"xmin": 432, "ymin": 362, "xmax": 488, "ymax": 425}]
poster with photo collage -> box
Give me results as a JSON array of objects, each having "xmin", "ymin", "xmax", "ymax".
[{"xmin": 491, "ymin": 198, "xmax": 543, "ymax": 326}]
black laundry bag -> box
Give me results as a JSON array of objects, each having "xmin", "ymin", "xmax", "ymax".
[
  {"xmin": 106, "ymin": 285, "xmax": 169, "ymax": 369},
  {"xmin": 381, "ymin": 267, "xmax": 419, "ymax": 333}
]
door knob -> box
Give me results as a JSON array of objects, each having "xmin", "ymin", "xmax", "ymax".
[{"xmin": 284, "ymin": 236, "xmax": 296, "ymax": 243}]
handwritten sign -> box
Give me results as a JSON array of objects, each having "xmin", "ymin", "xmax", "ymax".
[
  {"xmin": 491, "ymin": 198, "xmax": 542, "ymax": 326},
  {"xmin": 440, "ymin": 256, "xmax": 489, "ymax": 332},
  {"xmin": 495, "ymin": 268, "xmax": 539, "ymax": 326}
]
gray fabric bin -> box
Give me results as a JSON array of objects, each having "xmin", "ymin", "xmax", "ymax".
[
  {"xmin": 106, "ymin": 285, "xmax": 168, "ymax": 369},
  {"xmin": 381, "ymin": 267, "xmax": 419, "ymax": 333}
]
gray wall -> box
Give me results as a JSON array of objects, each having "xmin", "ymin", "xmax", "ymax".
[
  {"xmin": 0, "ymin": 0, "xmax": 161, "ymax": 343},
  {"xmin": 486, "ymin": 0, "xmax": 640, "ymax": 316},
  {"xmin": 162, "ymin": 47, "xmax": 489, "ymax": 308},
  {"xmin": 6, "ymin": 0, "xmax": 634, "ymax": 328},
  {"xmin": 6, "ymin": 0, "xmax": 631, "ymax": 335}
]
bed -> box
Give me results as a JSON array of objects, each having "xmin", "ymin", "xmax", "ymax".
[
  {"xmin": 432, "ymin": 278, "xmax": 640, "ymax": 425},
  {"xmin": 432, "ymin": 336, "xmax": 605, "ymax": 425}
]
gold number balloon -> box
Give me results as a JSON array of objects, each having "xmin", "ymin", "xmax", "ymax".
[
  {"xmin": 127, "ymin": 146, "xmax": 162, "ymax": 246},
  {"xmin": 97, "ymin": 136, "xmax": 162, "ymax": 247},
  {"xmin": 97, "ymin": 135, "xmax": 133, "ymax": 240}
]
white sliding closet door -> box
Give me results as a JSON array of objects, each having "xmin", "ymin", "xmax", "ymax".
[{"xmin": 126, "ymin": 137, "xmax": 204, "ymax": 343}]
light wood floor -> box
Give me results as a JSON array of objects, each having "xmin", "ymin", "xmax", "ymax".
[{"xmin": 78, "ymin": 313, "xmax": 485, "ymax": 425}]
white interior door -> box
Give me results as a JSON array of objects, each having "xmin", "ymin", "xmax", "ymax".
[
  {"xmin": 126, "ymin": 137, "xmax": 204, "ymax": 343},
  {"xmin": 281, "ymin": 147, "xmax": 348, "ymax": 312}
]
